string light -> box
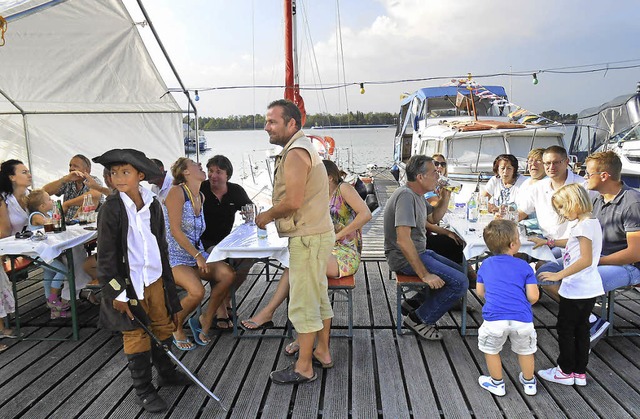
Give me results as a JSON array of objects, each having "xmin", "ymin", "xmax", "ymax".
[
  {"xmin": 359, "ymin": 83, "xmax": 365, "ymax": 94},
  {"xmin": 166, "ymin": 58, "xmax": 640, "ymax": 94},
  {"xmin": 532, "ymin": 73, "xmax": 539, "ymax": 85}
]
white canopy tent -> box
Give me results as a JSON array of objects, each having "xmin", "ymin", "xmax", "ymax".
[{"xmin": 0, "ymin": 0, "xmax": 185, "ymax": 187}]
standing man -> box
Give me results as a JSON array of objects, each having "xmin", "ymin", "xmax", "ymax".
[
  {"xmin": 384, "ymin": 155, "xmax": 468, "ymax": 340},
  {"xmin": 147, "ymin": 159, "xmax": 174, "ymax": 203},
  {"xmin": 256, "ymin": 99, "xmax": 334, "ymax": 384},
  {"xmin": 43, "ymin": 154, "xmax": 104, "ymax": 221},
  {"xmin": 584, "ymin": 151, "xmax": 640, "ymax": 341}
]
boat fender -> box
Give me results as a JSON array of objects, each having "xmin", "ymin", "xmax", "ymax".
[
  {"xmin": 365, "ymin": 182, "xmax": 375, "ymax": 195},
  {"xmin": 365, "ymin": 194, "xmax": 379, "ymax": 212},
  {"xmin": 353, "ymin": 178, "xmax": 368, "ymax": 200},
  {"xmin": 390, "ymin": 164, "xmax": 400, "ymax": 182}
]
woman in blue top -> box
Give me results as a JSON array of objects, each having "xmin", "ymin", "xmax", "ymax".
[{"xmin": 164, "ymin": 158, "xmax": 235, "ymax": 351}]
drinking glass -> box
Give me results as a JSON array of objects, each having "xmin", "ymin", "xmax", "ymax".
[{"xmin": 242, "ymin": 204, "xmax": 255, "ymax": 225}]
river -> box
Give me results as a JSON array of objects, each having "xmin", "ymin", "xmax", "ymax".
[{"xmin": 198, "ymin": 126, "xmax": 396, "ymax": 176}]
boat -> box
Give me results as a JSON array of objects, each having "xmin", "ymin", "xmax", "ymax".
[
  {"xmin": 183, "ymin": 124, "xmax": 209, "ymax": 154},
  {"xmin": 568, "ymin": 82, "xmax": 640, "ymax": 187},
  {"xmin": 393, "ymin": 82, "xmax": 567, "ymax": 202}
]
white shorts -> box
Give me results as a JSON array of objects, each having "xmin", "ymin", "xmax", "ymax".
[{"xmin": 478, "ymin": 320, "xmax": 537, "ymax": 355}]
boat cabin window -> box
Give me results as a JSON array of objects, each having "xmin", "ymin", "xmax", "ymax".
[
  {"xmin": 448, "ymin": 135, "xmax": 504, "ymax": 171},
  {"xmin": 507, "ymin": 134, "xmax": 564, "ymax": 161},
  {"xmin": 419, "ymin": 139, "xmax": 439, "ymax": 157}
]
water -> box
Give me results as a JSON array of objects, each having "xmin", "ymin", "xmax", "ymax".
[{"xmin": 197, "ymin": 126, "xmax": 396, "ymax": 176}]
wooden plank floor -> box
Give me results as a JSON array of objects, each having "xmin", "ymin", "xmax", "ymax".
[
  {"xmin": 3, "ymin": 261, "xmax": 640, "ymax": 418},
  {"xmin": 3, "ymin": 171, "xmax": 640, "ymax": 418}
]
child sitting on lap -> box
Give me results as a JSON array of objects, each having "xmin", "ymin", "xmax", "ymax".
[
  {"xmin": 25, "ymin": 189, "xmax": 70, "ymax": 319},
  {"xmin": 476, "ymin": 219, "xmax": 540, "ymax": 396}
]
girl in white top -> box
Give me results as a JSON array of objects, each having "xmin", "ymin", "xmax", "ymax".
[
  {"xmin": 481, "ymin": 154, "xmax": 529, "ymax": 214},
  {"xmin": 537, "ymin": 183, "xmax": 604, "ymax": 387}
]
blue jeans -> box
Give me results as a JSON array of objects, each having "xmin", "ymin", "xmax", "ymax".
[
  {"xmin": 400, "ymin": 250, "xmax": 468, "ymax": 324},
  {"xmin": 42, "ymin": 258, "xmax": 68, "ymax": 298},
  {"xmin": 598, "ymin": 264, "xmax": 640, "ymax": 292},
  {"xmin": 537, "ymin": 260, "xmax": 640, "ymax": 293}
]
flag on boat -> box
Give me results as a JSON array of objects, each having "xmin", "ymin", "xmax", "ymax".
[{"xmin": 455, "ymin": 91, "xmax": 466, "ymax": 108}]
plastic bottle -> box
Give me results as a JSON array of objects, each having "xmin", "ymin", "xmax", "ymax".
[{"xmin": 467, "ymin": 192, "xmax": 479, "ymax": 223}]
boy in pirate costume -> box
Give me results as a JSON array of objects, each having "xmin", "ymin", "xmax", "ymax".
[{"xmin": 93, "ymin": 149, "xmax": 190, "ymax": 413}]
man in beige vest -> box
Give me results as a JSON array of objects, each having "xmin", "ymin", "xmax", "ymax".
[{"xmin": 256, "ymin": 99, "xmax": 335, "ymax": 384}]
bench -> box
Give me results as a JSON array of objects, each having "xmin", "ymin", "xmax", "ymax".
[
  {"xmin": 602, "ymin": 285, "xmax": 640, "ymax": 337},
  {"xmin": 393, "ymin": 272, "xmax": 469, "ymax": 336},
  {"xmin": 328, "ymin": 274, "xmax": 355, "ymax": 338}
]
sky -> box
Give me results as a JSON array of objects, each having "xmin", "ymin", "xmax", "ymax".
[{"xmin": 125, "ymin": 0, "xmax": 640, "ymax": 118}]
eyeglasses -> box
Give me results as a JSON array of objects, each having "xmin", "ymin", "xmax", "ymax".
[
  {"xmin": 527, "ymin": 159, "xmax": 542, "ymax": 165},
  {"xmin": 434, "ymin": 161, "xmax": 447, "ymax": 167},
  {"xmin": 543, "ymin": 159, "xmax": 565, "ymax": 167},
  {"xmin": 584, "ymin": 171, "xmax": 605, "ymax": 179}
]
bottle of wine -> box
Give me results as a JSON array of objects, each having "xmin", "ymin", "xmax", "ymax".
[{"xmin": 57, "ymin": 200, "xmax": 66, "ymax": 231}]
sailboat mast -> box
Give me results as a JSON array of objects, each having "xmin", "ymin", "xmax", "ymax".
[{"xmin": 284, "ymin": 0, "xmax": 298, "ymax": 101}]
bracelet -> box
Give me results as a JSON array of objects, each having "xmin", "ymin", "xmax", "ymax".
[
  {"xmin": 546, "ymin": 238, "xmax": 555, "ymax": 248},
  {"xmin": 193, "ymin": 251, "xmax": 202, "ymax": 259}
]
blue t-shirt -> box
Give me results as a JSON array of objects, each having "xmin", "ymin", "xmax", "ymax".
[{"xmin": 477, "ymin": 255, "xmax": 537, "ymax": 322}]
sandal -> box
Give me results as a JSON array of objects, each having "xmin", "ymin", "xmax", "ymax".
[
  {"xmin": 50, "ymin": 309, "xmax": 71, "ymax": 320},
  {"xmin": 0, "ymin": 344, "xmax": 7, "ymax": 352},
  {"xmin": 188, "ymin": 317, "xmax": 211, "ymax": 346},
  {"xmin": 283, "ymin": 341, "xmax": 300, "ymax": 356},
  {"xmin": 172, "ymin": 337, "xmax": 196, "ymax": 351},
  {"xmin": 403, "ymin": 316, "xmax": 442, "ymax": 340},
  {"xmin": 213, "ymin": 317, "xmax": 233, "ymax": 332},
  {"xmin": 240, "ymin": 319, "xmax": 274, "ymax": 331}
]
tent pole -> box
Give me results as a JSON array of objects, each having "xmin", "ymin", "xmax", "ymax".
[
  {"xmin": 135, "ymin": 0, "xmax": 197, "ymax": 131},
  {"xmin": 22, "ymin": 114, "xmax": 34, "ymax": 186}
]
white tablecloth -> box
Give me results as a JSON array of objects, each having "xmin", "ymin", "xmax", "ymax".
[
  {"xmin": 207, "ymin": 223, "xmax": 290, "ymax": 267},
  {"xmin": 0, "ymin": 224, "xmax": 97, "ymax": 263},
  {"xmin": 445, "ymin": 214, "xmax": 555, "ymax": 262}
]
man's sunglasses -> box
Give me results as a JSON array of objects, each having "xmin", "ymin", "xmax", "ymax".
[{"xmin": 434, "ymin": 161, "xmax": 447, "ymax": 167}]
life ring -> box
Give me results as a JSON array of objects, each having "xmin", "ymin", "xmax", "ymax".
[{"xmin": 323, "ymin": 136, "xmax": 335, "ymax": 156}]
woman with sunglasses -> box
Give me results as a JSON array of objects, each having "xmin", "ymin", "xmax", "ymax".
[{"xmin": 482, "ymin": 154, "xmax": 529, "ymax": 214}]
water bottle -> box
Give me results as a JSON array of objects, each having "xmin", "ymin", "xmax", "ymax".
[
  {"xmin": 256, "ymin": 206, "xmax": 268, "ymax": 239},
  {"xmin": 467, "ymin": 193, "xmax": 478, "ymax": 223},
  {"xmin": 507, "ymin": 202, "xmax": 518, "ymax": 222}
]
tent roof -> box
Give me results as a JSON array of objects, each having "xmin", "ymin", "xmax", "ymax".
[{"xmin": 0, "ymin": 0, "xmax": 184, "ymax": 187}]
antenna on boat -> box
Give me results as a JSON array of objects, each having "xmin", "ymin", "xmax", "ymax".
[{"xmin": 467, "ymin": 73, "xmax": 478, "ymax": 121}]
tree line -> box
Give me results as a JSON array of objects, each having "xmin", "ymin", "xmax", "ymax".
[
  {"xmin": 184, "ymin": 109, "xmax": 576, "ymax": 131},
  {"xmin": 184, "ymin": 111, "xmax": 397, "ymax": 131}
]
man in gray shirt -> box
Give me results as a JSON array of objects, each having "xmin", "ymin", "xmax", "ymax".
[{"xmin": 384, "ymin": 155, "xmax": 468, "ymax": 340}]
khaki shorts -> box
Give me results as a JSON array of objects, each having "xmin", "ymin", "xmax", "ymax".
[
  {"xmin": 478, "ymin": 320, "xmax": 537, "ymax": 355},
  {"xmin": 287, "ymin": 231, "xmax": 335, "ymax": 333}
]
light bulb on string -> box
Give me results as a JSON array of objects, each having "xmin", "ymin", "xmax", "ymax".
[
  {"xmin": 532, "ymin": 73, "xmax": 539, "ymax": 85},
  {"xmin": 195, "ymin": 90, "xmax": 200, "ymax": 101},
  {"xmin": 359, "ymin": 83, "xmax": 365, "ymax": 94}
]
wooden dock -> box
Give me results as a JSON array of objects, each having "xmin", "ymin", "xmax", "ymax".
[{"xmin": 2, "ymin": 173, "xmax": 640, "ymax": 418}]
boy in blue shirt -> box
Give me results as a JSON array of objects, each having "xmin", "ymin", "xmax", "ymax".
[
  {"xmin": 94, "ymin": 149, "xmax": 190, "ymax": 412},
  {"xmin": 476, "ymin": 219, "xmax": 540, "ymax": 396}
]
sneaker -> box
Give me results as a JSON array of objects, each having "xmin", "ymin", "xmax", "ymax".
[
  {"xmin": 519, "ymin": 372, "xmax": 537, "ymax": 395},
  {"xmin": 573, "ymin": 372, "xmax": 587, "ymax": 386},
  {"xmin": 589, "ymin": 317, "xmax": 610, "ymax": 348},
  {"xmin": 478, "ymin": 375, "xmax": 506, "ymax": 396},
  {"xmin": 538, "ymin": 366, "xmax": 575, "ymax": 385}
]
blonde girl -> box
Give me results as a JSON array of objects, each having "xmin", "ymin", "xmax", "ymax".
[{"xmin": 537, "ymin": 184, "xmax": 604, "ymax": 386}]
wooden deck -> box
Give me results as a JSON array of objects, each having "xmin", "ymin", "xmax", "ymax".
[{"xmin": 3, "ymin": 173, "xmax": 640, "ymax": 418}]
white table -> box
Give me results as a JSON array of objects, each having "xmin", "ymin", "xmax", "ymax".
[
  {"xmin": 207, "ymin": 222, "xmax": 290, "ymax": 337},
  {"xmin": 207, "ymin": 223, "xmax": 289, "ymax": 267},
  {"xmin": 0, "ymin": 224, "xmax": 97, "ymax": 340},
  {"xmin": 445, "ymin": 214, "xmax": 555, "ymax": 262}
]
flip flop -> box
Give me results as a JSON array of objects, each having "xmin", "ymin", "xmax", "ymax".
[
  {"xmin": 283, "ymin": 341, "xmax": 300, "ymax": 356},
  {"xmin": 188, "ymin": 317, "xmax": 211, "ymax": 346},
  {"xmin": 0, "ymin": 344, "xmax": 7, "ymax": 352},
  {"xmin": 312, "ymin": 354, "xmax": 334, "ymax": 369},
  {"xmin": 172, "ymin": 337, "xmax": 196, "ymax": 351},
  {"xmin": 213, "ymin": 317, "xmax": 233, "ymax": 332},
  {"xmin": 240, "ymin": 319, "xmax": 274, "ymax": 331}
]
